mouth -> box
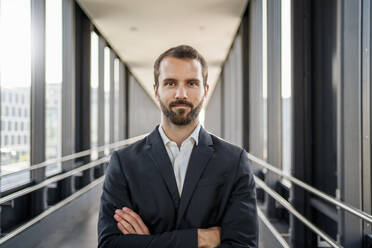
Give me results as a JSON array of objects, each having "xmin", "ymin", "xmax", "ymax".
[{"xmin": 172, "ymin": 104, "xmax": 191, "ymax": 108}]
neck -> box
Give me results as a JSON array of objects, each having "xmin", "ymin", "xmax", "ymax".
[{"xmin": 160, "ymin": 115, "xmax": 199, "ymax": 148}]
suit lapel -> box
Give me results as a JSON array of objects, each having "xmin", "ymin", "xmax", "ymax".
[
  {"xmin": 145, "ymin": 126, "xmax": 181, "ymax": 208},
  {"xmin": 176, "ymin": 127, "xmax": 214, "ymax": 228}
]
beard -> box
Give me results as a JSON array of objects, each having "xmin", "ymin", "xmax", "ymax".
[{"xmin": 159, "ymin": 98, "xmax": 203, "ymax": 126}]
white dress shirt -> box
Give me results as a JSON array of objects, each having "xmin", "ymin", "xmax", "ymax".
[{"xmin": 158, "ymin": 123, "xmax": 201, "ymax": 196}]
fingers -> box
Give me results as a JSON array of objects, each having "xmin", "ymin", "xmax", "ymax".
[
  {"xmin": 115, "ymin": 209, "xmax": 145, "ymax": 234},
  {"xmin": 122, "ymin": 207, "xmax": 150, "ymax": 235},
  {"xmin": 114, "ymin": 214, "xmax": 136, "ymax": 234},
  {"xmin": 113, "ymin": 207, "xmax": 150, "ymax": 235}
]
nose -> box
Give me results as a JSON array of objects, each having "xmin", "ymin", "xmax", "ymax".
[{"xmin": 175, "ymin": 86, "xmax": 187, "ymax": 99}]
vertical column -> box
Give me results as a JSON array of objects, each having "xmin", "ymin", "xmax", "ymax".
[
  {"xmin": 248, "ymin": 0, "xmax": 264, "ymax": 161},
  {"xmin": 74, "ymin": 4, "xmax": 92, "ymax": 187},
  {"xmin": 118, "ymin": 62, "xmax": 126, "ymax": 141},
  {"xmin": 266, "ymin": 0, "xmax": 281, "ymax": 218},
  {"xmin": 361, "ymin": 0, "xmax": 371, "ymax": 235},
  {"xmin": 59, "ymin": 0, "xmax": 76, "ymax": 199},
  {"xmin": 95, "ymin": 36, "xmax": 105, "ymax": 177},
  {"xmin": 30, "ymin": 0, "xmax": 47, "ymax": 216},
  {"xmin": 109, "ymin": 51, "xmax": 115, "ymax": 148},
  {"xmin": 234, "ymin": 33, "xmax": 244, "ymax": 147},
  {"xmin": 223, "ymin": 54, "xmax": 232, "ymax": 142},
  {"xmin": 290, "ymin": 0, "xmax": 312, "ymax": 246},
  {"xmin": 124, "ymin": 66, "xmax": 130, "ymax": 138},
  {"xmin": 339, "ymin": 0, "xmax": 363, "ymax": 246},
  {"xmin": 241, "ymin": 9, "xmax": 250, "ymax": 151}
]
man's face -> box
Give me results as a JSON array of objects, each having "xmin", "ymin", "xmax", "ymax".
[{"xmin": 154, "ymin": 56, "xmax": 209, "ymax": 126}]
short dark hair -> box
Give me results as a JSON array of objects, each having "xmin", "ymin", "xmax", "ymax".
[{"xmin": 154, "ymin": 45, "xmax": 208, "ymax": 88}]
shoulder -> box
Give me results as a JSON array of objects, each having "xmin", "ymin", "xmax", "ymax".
[
  {"xmin": 208, "ymin": 132, "xmax": 245, "ymax": 158},
  {"xmin": 112, "ymin": 136, "xmax": 148, "ymax": 161}
]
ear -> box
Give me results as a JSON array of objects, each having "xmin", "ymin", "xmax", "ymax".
[
  {"xmin": 204, "ymin": 83, "xmax": 209, "ymax": 98},
  {"xmin": 153, "ymin": 83, "xmax": 159, "ymax": 98}
]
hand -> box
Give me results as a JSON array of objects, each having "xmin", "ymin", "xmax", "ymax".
[
  {"xmin": 113, "ymin": 207, "xmax": 150, "ymax": 235},
  {"xmin": 197, "ymin": 226, "xmax": 221, "ymax": 248}
]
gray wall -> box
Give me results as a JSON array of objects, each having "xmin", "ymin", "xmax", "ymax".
[
  {"xmin": 222, "ymin": 33, "xmax": 244, "ymax": 147},
  {"xmin": 204, "ymin": 79, "xmax": 222, "ymax": 137},
  {"xmin": 204, "ymin": 33, "xmax": 244, "ymax": 146},
  {"xmin": 128, "ymin": 75, "xmax": 160, "ymax": 137}
]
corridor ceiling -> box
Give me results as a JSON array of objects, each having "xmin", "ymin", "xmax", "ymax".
[{"xmin": 76, "ymin": 0, "xmax": 248, "ymax": 105}]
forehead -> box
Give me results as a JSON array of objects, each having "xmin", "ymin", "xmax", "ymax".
[{"xmin": 158, "ymin": 56, "xmax": 203, "ymax": 80}]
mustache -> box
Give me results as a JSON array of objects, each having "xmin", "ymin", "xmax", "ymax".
[{"xmin": 169, "ymin": 100, "xmax": 194, "ymax": 108}]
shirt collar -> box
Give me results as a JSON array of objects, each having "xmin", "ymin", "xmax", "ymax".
[{"xmin": 158, "ymin": 122, "xmax": 201, "ymax": 146}]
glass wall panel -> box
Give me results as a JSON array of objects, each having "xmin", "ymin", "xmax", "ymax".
[
  {"xmin": 104, "ymin": 47, "xmax": 110, "ymax": 155},
  {"xmin": 0, "ymin": 0, "xmax": 32, "ymax": 191},
  {"xmin": 90, "ymin": 32, "xmax": 99, "ymax": 160},
  {"xmin": 45, "ymin": 0, "xmax": 62, "ymax": 177},
  {"xmin": 281, "ymin": 0, "xmax": 292, "ymax": 182}
]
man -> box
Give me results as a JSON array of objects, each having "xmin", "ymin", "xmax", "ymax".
[{"xmin": 98, "ymin": 45, "xmax": 258, "ymax": 248}]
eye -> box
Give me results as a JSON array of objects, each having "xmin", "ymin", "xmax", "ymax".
[
  {"xmin": 164, "ymin": 81, "xmax": 176, "ymax": 86},
  {"xmin": 188, "ymin": 81, "xmax": 199, "ymax": 87}
]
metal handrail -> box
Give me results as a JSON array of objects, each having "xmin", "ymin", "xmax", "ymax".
[
  {"xmin": 0, "ymin": 157, "xmax": 107, "ymax": 204},
  {"xmin": 247, "ymin": 152, "xmax": 372, "ymax": 224},
  {"xmin": 254, "ymin": 176, "xmax": 343, "ymax": 248},
  {"xmin": 1, "ymin": 134, "xmax": 147, "ymax": 177},
  {"xmin": 0, "ymin": 176, "xmax": 105, "ymax": 245},
  {"xmin": 0, "ymin": 135, "xmax": 145, "ymax": 204},
  {"xmin": 257, "ymin": 207, "xmax": 290, "ymax": 248}
]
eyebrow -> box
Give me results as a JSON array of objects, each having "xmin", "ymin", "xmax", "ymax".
[
  {"xmin": 186, "ymin": 79, "xmax": 201, "ymax": 82},
  {"xmin": 162, "ymin": 78, "xmax": 201, "ymax": 84},
  {"xmin": 163, "ymin": 78, "xmax": 178, "ymax": 82}
]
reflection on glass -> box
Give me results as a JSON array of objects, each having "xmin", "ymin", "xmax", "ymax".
[
  {"xmin": 104, "ymin": 47, "xmax": 110, "ymax": 155},
  {"xmin": 45, "ymin": 0, "xmax": 62, "ymax": 177},
  {"xmin": 0, "ymin": 0, "xmax": 31, "ymax": 191},
  {"xmin": 281, "ymin": 0, "xmax": 292, "ymax": 186},
  {"xmin": 91, "ymin": 32, "xmax": 99, "ymax": 160}
]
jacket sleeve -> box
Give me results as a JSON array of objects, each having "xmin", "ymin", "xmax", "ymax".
[
  {"xmin": 98, "ymin": 151, "xmax": 198, "ymax": 248},
  {"xmin": 217, "ymin": 150, "xmax": 258, "ymax": 248}
]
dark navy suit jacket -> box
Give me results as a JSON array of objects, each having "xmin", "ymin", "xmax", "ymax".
[{"xmin": 98, "ymin": 126, "xmax": 258, "ymax": 247}]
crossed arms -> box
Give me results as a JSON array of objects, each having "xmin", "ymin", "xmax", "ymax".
[{"xmin": 98, "ymin": 150, "xmax": 258, "ymax": 248}]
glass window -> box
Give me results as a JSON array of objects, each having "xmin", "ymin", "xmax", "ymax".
[
  {"xmin": 0, "ymin": 0, "xmax": 32, "ymax": 191},
  {"xmin": 45, "ymin": 0, "xmax": 62, "ymax": 177},
  {"xmin": 104, "ymin": 47, "xmax": 110, "ymax": 155},
  {"xmin": 4, "ymin": 136, "xmax": 8, "ymax": 146},
  {"xmin": 90, "ymin": 32, "xmax": 99, "ymax": 161},
  {"xmin": 281, "ymin": 0, "xmax": 292, "ymax": 186},
  {"xmin": 14, "ymin": 122, "xmax": 18, "ymax": 131}
]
